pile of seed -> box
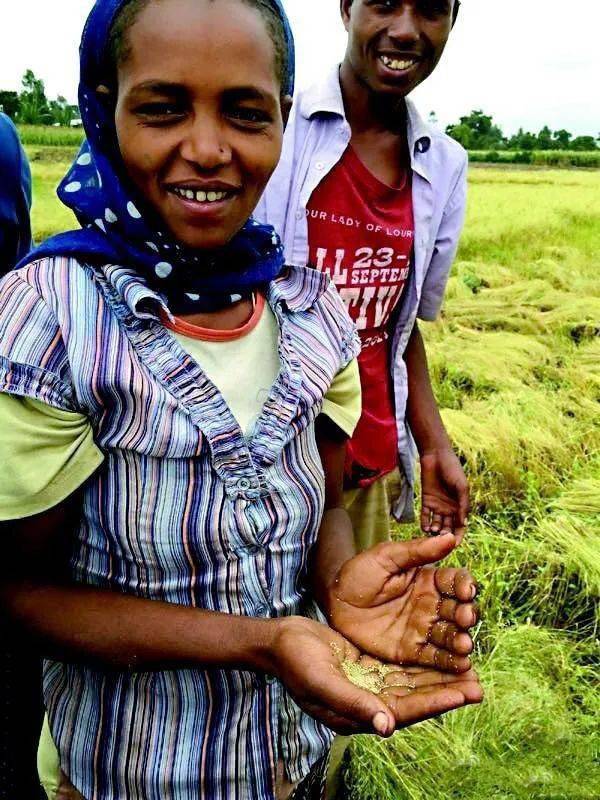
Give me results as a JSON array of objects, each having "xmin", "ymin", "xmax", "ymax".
[{"xmin": 331, "ymin": 644, "xmax": 415, "ymax": 696}]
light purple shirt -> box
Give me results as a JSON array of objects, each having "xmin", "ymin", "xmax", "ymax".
[{"xmin": 256, "ymin": 66, "xmax": 468, "ymax": 521}]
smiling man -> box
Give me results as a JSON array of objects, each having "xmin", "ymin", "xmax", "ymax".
[{"xmin": 257, "ymin": 0, "xmax": 469, "ymax": 553}]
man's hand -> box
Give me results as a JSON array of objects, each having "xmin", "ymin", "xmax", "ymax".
[
  {"xmin": 420, "ymin": 448, "xmax": 470, "ymax": 542},
  {"xmin": 271, "ymin": 617, "xmax": 482, "ymax": 736},
  {"xmin": 326, "ymin": 533, "xmax": 478, "ymax": 672}
]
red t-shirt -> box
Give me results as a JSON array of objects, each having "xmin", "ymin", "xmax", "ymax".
[{"xmin": 306, "ymin": 146, "xmax": 414, "ymax": 486}]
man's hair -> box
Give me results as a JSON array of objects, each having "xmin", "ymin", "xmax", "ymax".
[
  {"xmin": 346, "ymin": 0, "xmax": 461, "ymax": 21},
  {"xmin": 107, "ymin": 0, "xmax": 290, "ymax": 92}
]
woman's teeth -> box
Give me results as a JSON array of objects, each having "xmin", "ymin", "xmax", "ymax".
[
  {"xmin": 380, "ymin": 55, "xmax": 418, "ymax": 71},
  {"xmin": 172, "ymin": 187, "xmax": 229, "ymax": 203}
]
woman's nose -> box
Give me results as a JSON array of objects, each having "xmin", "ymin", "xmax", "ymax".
[{"xmin": 179, "ymin": 117, "xmax": 232, "ymax": 170}]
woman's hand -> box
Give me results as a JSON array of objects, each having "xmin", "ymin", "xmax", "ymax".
[
  {"xmin": 325, "ymin": 533, "xmax": 479, "ymax": 672},
  {"xmin": 269, "ymin": 616, "xmax": 482, "ymax": 736}
]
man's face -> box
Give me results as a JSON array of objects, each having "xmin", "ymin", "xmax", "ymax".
[{"xmin": 341, "ymin": 0, "xmax": 457, "ymax": 97}]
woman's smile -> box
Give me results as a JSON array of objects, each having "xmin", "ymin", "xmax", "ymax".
[{"xmin": 163, "ymin": 179, "xmax": 242, "ymax": 222}]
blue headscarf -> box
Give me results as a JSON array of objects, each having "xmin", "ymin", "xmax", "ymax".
[
  {"xmin": 23, "ymin": 0, "xmax": 295, "ymax": 312},
  {"xmin": 0, "ymin": 114, "xmax": 32, "ymax": 273}
]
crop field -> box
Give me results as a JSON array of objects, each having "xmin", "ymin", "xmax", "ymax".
[{"xmin": 27, "ymin": 147, "xmax": 600, "ymax": 799}]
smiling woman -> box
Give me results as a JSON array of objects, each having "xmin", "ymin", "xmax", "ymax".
[{"xmin": 0, "ymin": 1, "xmax": 483, "ymax": 799}]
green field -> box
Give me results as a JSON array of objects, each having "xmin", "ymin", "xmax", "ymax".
[{"xmin": 29, "ymin": 151, "xmax": 600, "ymax": 799}]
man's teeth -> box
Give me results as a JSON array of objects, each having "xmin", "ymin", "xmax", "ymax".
[
  {"xmin": 172, "ymin": 188, "xmax": 228, "ymax": 203},
  {"xmin": 380, "ymin": 55, "xmax": 418, "ymax": 71}
]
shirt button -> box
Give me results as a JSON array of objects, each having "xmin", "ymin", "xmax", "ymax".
[
  {"xmin": 255, "ymin": 604, "xmax": 269, "ymax": 617},
  {"xmin": 295, "ymin": 210, "xmax": 303, "ymax": 220},
  {"xmin": 237, "ymin": 478, "xmax": 252, "ymax": 492},
  {"xmin": 315, "ymin": 161, "xmax": 325, "ymax": 171}
]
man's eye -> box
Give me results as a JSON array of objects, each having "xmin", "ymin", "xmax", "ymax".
[{"xmin": 419, "ymin": 0, "xmax": 451, "ymax": 17}]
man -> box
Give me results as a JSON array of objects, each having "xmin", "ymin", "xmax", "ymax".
[
  {"xmin": 0, "ymin": 113, "xmax": 43, "ymax": 800},
  {"xmin": 257, "ymin": 0, "xmax": 469, "ymax": 549},
  {"xmin": 256, "ymin": 2, "xmax": 471, "ymax": 794}
]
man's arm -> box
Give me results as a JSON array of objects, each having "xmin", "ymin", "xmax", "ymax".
[
  {"xmin": 404, "ymin": 323, "xmax": 469, "ymax": 537},
  {"xmin": 405, "ymin": 154, "xmax": 470, "ymax": 537}
]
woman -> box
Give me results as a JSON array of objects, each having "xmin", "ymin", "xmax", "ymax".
[{"xmin": 0, "ymin": 1, "xmax": 481, "ymax": 798}]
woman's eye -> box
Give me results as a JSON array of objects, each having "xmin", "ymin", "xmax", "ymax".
[
  {"xmin": 228, "ymin": 107, "xmax": 272, "ymax": 127},
  {"xmin": 134, "ymin": 103, "xmax": 185, "ymax": 122}
]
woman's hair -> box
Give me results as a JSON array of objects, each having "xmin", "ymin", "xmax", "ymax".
[{"xmin": 107, "ymin": 0, "xmax": 290, "ymax": 92}]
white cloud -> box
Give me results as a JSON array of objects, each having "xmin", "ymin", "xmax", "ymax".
[{"xmin": 0, "ymin": 0, "xmax": 597, "ymax": 137}]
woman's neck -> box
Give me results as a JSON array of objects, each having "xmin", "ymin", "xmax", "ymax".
[{"xmin": 177, "ymin": 297, "xmax": 255, "ymax": 331}]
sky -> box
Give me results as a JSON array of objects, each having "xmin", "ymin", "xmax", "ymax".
[{"xmin": 0, "ymin": 0, "xmax": 597, "ymax": 137}]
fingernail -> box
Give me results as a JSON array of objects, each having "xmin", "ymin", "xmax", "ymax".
[
  {"xmin": 373, "ymin": 711, "xmax": 392, "ymax": 737},
  {"xmin": 470, "ymin": 585, "xmax": 477, "ymax": 599}
]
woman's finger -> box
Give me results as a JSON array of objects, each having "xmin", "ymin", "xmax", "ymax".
[
  {"xmin": 383, "ymin": 683, "xmax": 483, "ymax": 728},
  {"xmin": 428, "ymin": 621, "xmax": 473, "ymax": 655},
  {"xmin": 435, "ymin": 567, "xmax": 477, "ymax": 601},
  {"xmin": 417, "ymin": 643, "xmax": 472, "ymax": 673},
  {"xmin": 438, "ymin": 599, "xmax": 478, "ymax": 629}
]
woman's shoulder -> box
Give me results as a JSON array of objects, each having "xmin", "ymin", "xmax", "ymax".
[{"xmin": 5, "ymin": 255, "xmax": 97, "ymax": 303}]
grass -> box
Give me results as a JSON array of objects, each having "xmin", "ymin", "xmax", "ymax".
[{"xmin": 28, "ymin": 155, "xmax": 600, "ymax": 800}]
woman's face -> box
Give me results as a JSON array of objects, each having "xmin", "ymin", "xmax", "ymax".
[{"xmin": 114, "ymin": 0, "xmax": 289, "ymax": 250}]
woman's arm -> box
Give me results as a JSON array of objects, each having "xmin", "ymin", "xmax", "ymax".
[
  {"xmin": 1, "ymin": 500, "xmax": 276, "ymax": 674},
  {"xmin": 0, "ymin": 493, "xmax": 396, "ymax": 737}
]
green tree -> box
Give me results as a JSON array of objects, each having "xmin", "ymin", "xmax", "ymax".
[
  {"xmin": 507, "ymin": 128, "xmax": 538, "ymax": 151},
  {"xmin": 0, "ymin": 91, "xmax": 20, "ymax": 119},
  {"xmin": 49, "ymin": 95, "xmax": 78, "ymax": 126},
  {"xmin": 18, "ymin": 69, "xmax": 51, "ymax": 124},
  {"xmin": 446, "ymin": 110, "xmax": 504, "ymax": 149},
  {"xmin": 536, "ymin": 125, "xmax": 554, "ymax": 150},
  {"xmin": 552, "ymin": 129, "xmax": 572, "ymax": 149},
  {"xmin": 570, "ymin": 135, "xmax": 598, "ymax": 151}
]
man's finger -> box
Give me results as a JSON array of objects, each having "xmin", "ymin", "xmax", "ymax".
[
  {"xmin": 456, "ymin": 482, "xmax": 471, "ymax": 527},
  {"xmin": 440, "ymin": 514, "xmax": 455, "ymax": 535},
  {"xmin": 430, "ymin": 512, "xmax": 443, "ymax": 533},
  {"xmin": 421, "ymin": 506, "xmax": 432, "ymax": 533}
]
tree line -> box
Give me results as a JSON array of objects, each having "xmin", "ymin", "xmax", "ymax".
[
  {"xmin": 1, "ymin": 70, "xmax": 598, "ymax": 152},
  {"xmin": 444, "ymin": 109, "xmax": 598, "ymax": 152},
  {"xmin": 0, "ymin": 70, "xmax": 79, "ymax": 127}
]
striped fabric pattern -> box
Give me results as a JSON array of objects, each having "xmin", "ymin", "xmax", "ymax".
[{"xmin": 0, "ymin": 257, "xmax": 359, "ymax": 800}]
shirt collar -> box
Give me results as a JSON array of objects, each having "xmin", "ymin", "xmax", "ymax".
[
  {"xmin": 269, "ymin": 265, "xmax": 331, "ymax": 312},
  {"xmin": 101, "ymin": 263, "xmax": 328, "ymax": 319},
  {"xmin": 299, "ymin": 64, "xmax": 433, "ymax": 174},
  {"xmin": 101, "ymin": 264, "xmax": 170, "ymax": 320}
]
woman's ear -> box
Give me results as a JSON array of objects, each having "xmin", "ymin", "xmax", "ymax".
[{"xmin": 281, "ymin": 95, "xmax": 293, "ymax": 129}]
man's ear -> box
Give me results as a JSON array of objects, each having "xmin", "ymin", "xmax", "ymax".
[
  {"xmin": 281, "ymin": 95, "xmax": 293, "ymax": 129},
  {"xmin": 340, "ymin": 0, "xmax": 352, "ymax": 31},
  {"xmin": 451, "ymin": 0, "xmax": 461, "ymax": 28}
]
